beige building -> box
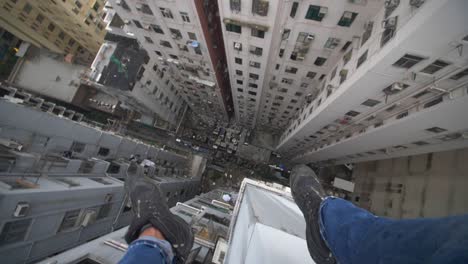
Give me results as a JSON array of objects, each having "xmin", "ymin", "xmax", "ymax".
[{"xmin": 0, "ymin": 0, "xmax": 108, "ymax": 65}]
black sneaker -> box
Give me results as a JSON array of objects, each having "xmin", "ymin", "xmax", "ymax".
[
  {"xmin": 124, "ymin": 163, "xmax": 194, "ymax": 263},
  {"xmin": 290, "ymin": 165, "xmax": 336, "ymax": 264}
]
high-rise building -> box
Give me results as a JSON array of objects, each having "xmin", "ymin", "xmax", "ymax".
[
  {"xmin": 0, "ymin": 0, "xmax": 109, "ymax": 65},
  {"xmin": 218, "ymin": 0, "xmax": 383, "ymax": 130},
  {"xmin": 274, "ymin": 0, "xmax": 468, "ymax": 165},
  {"xmin": 0, "ymin": 95, "xmax": 204, "ymax": 263},
  {"xmin": 92, "ymin": 0, "xmax": 234, "ymax": 126}
]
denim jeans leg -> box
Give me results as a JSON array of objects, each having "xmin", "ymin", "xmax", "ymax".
[{"xmin": 318, "ymin": 197, "xmax": 468, "ymax": 264}]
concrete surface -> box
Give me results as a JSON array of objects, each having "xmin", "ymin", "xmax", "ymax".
[{"xmin": 352, "ymin": 148, "xmax": 468, "ymax": 219}]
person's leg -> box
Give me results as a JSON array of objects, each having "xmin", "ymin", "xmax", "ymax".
[
  {"xmin": 320, "ymin": 197, "xmax": 468, "ymax": 264},
  {"xmin": 290, "ymin": 165, "xmax": 468, "ymax": 264},
  {"xmin": 121, "ymin": 163, "xmax": 194, "ymax": 264},
  {"xmin": 119, "ymin": 227, "xmax": 172, "ymax": 264}
]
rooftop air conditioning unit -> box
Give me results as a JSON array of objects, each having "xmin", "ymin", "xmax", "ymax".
[
  {"xmin": 319, "ymin": 7, "xmax": 328, "ymax": 16},
  {"xmin": 306, "ymin": 34, "xmax": 315, "ymax": 41},
  {"xmin": 13, "ymin": 202, "xmax": 29, "ymax": 217},
  {"xmin": 172, "ymin": 33, "xmax": 179, "ymax": 39},
  {"xmin": 81, "ymin": 210, "xmax": 97, "ymax": 227},
  {"xmin": 343, "ymin": 11, "xmax": 353, "ymax": 20},
  {"xmin": 116, "ymin": 0, "xmax": 121, "ymax": 5},
  {"xmin": 143, "ymin": 24, "xmax": 151, "ymax": 30},
  {"xmin": 135, "ymin": 3, "xmax": 142, "ymax": 10},
  {"xmin": 123, "ymin": 19, "xmax": 130, "ymax": 24},
  {"xmin": 234, "ymin": 42, "xmax": 241, "ymax": 50},
  {"xmin": 382, "ymin": 17, "xmax": 397, "ymax": 28}
]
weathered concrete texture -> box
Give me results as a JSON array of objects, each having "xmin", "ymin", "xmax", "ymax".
[{"xmin": 352, "ymin": 148, "xmax": 468, "ymax": 219}]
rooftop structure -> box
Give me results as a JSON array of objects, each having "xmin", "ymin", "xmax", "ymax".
[{"xmin": 224, "ymin": 178, "xmax": 313, "ymax": 264}]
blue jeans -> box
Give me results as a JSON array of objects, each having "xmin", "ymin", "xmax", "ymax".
[
  {"xmin": 119, "ymin": 236, "xmax": 173, "ymax": 264},
  {"xmin": 320, "ymin": 197, "xmax": 468, "ymax": 264}
]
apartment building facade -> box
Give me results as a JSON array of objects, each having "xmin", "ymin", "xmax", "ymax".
[
  {"xmin": 0, "ymin": 0, "xmax": 109, "ymax": 65},
  {"xmin": 275, "ymin": 0, "xmax": 468, "ymax": 165},
  {"xmin": 218, "ymin": 0, "xmax": 383, "ymax": 130},
  {"xmin": 99, "ymin": 0, "xmax": 233, "ymax": 126},
  {"xmin": 35, "ymin": 188, "xmax": 236, "ymax": 264},
  {"xmin": 0, "ymin": 95, "xmax": 202, "ymax": 263}
]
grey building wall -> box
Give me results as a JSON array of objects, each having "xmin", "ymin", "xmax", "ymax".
[{"xmin": 0, "ymin": 99, "xmax": 202, "ymax": 263}]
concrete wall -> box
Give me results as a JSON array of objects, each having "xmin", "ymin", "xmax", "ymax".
[
  {"xmin": 352, "ymin": 148, "xmax": 468, "ymax": 219},
  {"xmin": 12, "ymin": 49, "xmax": 86, "ymax": 103}
]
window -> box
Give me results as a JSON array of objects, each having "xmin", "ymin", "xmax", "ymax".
[
  {"xmin": 56, "ymin": 178, "xmax": 80, "ymax": 187},
  {"xmin": 151, "ymin": 24, "xmax": 164, "ymax": 34},
  {"xmin": 22, "ymin": 3, "xmax": 32, "ymax": 14},
  {"xmin": 237, "ymin": 88, "xmax": 243, "ymax": 92},
  {"xmin": 421, "ymin": 60, "xmax": 450, "ymax": 74},
  {"xmin": 160, "ymin": 8, "xmax": 174, "ymax": 19},
  {"xmin": 324, "ymin": 37, "xmax": 341, "ymax": 49},
  {"xmin": 450, "ymin": 68, "xmax": 468, "ymax": 80},
  {"xmin": 305, "ymin": 5, "xmax": 327, "ymax": 21},
  {"xmin": 59, "ymin": 209, "xmax": 81, "ymax": 232},
  {"xmin": 426, "ymin": 127, "xmax": 447, "ymax": 133},
  {"xmin": 252, "ymin": 0, "xmax": 269, "ymax": 16},
  {"xmin": 235, "ymin": 57, "xmax": 242, "ymax": 64},
  {"xmin": 36, "ymin": 14, "xmax": 44, "ymax": 23},
  {"xmin": 290, "ymin": 2, "xmax": 299, "ymax": 18},
  {"xmin": 314, "ymin": 57, "xmax": 327, "ymax": 66},
  {"xmin": 285, "ymin": 66, "xmax": 298, "ymax": 74},
  {"xmin": 97, "ymin": 203, "xmax": 112, "ymax": 219},
  {"xmin": 250, "ymin": 46, "xmax": 263, "ymax": 56},
  {"xmin": 249, "ymin": 73, "xmax": 259, "ymax": 80},
  {"xmin": 413, "ymin": 90, "xmax": 430, "ymax": 99},
  {"xmin": 131, "ymin": 20, "xmax": 143, "ymax": 29},
  {"xmin": 236, "ymin": 70, "xmax": 243, "ymax": 76},
  {"xmin": 68, "ymin": 39, "xmax": 75, "ymax": 47},
  {"xmin": 226, "ymin": 23, "xmax": 241, "ymax": 33},
  {"xmin": 144, "ymin": 36, "xmax": 154, "ymax": 43},
  {"xmin": 393, "ymin": 54, "xmax": 425, "ymax": 69},
  {"xmin": 230, "ymin": 0, "xmax": 241, "ymax": 12},
  {"xmin": 279, "ymin": 88, "xmax": 288, "ymax": 93},
  {"xmin": 281, "ymin": 78, "xmax": 293, "ymax": 84},
  {"xmin": 341, "ymin": 41, "xmax": 352, "ymax": 52},
  {"xmin": 139, "ymin": 4, "xmax": 153, "ymax": 15},
  {"xmin": 97, "ymin": 147, "xmax": 110, "ymax": 156},
  {"xmin": 48, "ymin": 23, "xmax": 55, "ymax": 32},
  {"xmin": 295, "ymin": 92, "xmax": 303, "ymax": 96},
  {"xmin": 306, "ymin": 71, "xmax": 316, "ymax": 79},
  {"xmin": 169, "ymin": 28, "xmax": 182, "ymax": 39},
  {"xmin": 362, "ymin": 99, "xmax": 380, "ymax": 107},
  {"xmin": 249, "ymin": 61, "xmax": 260, "ymax": 68},
  {"xmin": 282, "ymin": 29, "xmax": 291, "ymax": 40},
  {"xmin": 357, "ymin": 50, "xmax": 368, "ymax": 68},
  {"xmin": 188, "ymin": 32, "xmax": 197, "ymax": 40},
  {"xmin": 180, "ymin": 12, "xmax": 190, "ymax": 22},
  {"xmin": 160, "ymin": 40, "xmax": 172, "ymax": 48},
  {"xmin": 279, "ymin": 49, "xmax": 284, "ymax": 58},
  {"xmin": 155, "ymin": 50, "xmax": 162, "ymax": 56},
  {"xmin": 249, "ymin": 83, "xmax": 258, "ymax": 88},
  {"xmin": 248, "ymin": 91, "xmax": 257, "ymax": 96},
  {"xmin": 236, "ymin": 80, "xmax": 243, "ymax": 85},
  {"xmin": 71, "ymin": 141, "xmax": 85, "ymax": 153},
  {"xmin": 58, "ymin": 31, "xmax": 65, "ymax": 40},
  {"xmin": 345, "ymin": 110, "xmax": 360, "ymax": 117},
  {"xmin": 0, "ymin": 218, "xmax": 32, "ymax": 246},
  {"xmin": 338, "ymin": 11, "xmax": 358, "ymax": 27},
  {"xmin": 251, "ymin": 28, "xmax": 265, "ymax": 38}
]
